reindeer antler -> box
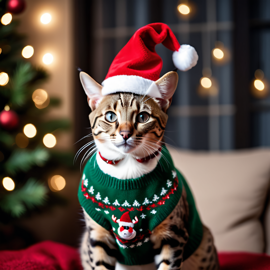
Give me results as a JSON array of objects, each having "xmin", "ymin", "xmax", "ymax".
[
  {"xmin": 132, "ymin": 216, "xmax": 138, "ymax": 224},
  {"xmin": 112, "ymin": 215, "xmax": 118, "ymax": 223}
]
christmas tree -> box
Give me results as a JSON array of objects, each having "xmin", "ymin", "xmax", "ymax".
[{"xmin": 0, "ymin": 0, "xmax": 74, "ymax": 224}]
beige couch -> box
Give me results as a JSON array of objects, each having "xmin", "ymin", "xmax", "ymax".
[{"xmin": 168, "ymin": 146, "xmax": 270, "ymax": 255}]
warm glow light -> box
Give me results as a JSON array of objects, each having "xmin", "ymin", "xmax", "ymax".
[
  {"xmin": 32, "ymin": 89, "xmax": 48, "ymax": 105},
  {"xmin": 23, "ymin": 124, "xmax": 37, "ymax": 138},
  {"xmin": 42, "ymin": 53, "xmax": 53, "ymax": 65},
  {"xmin": 1, "ymin": 13, "xmax": 12, "ymax": 25},
  {"xmin": 4, "ymin": 105, "xmax": 10, "ymax": 111},
  {"xmin": 22, "ymin": 45, "xmax": 34, "ymax": 59},
  {"xmin": 15, "ymin": 133, "xmax": 29, "ymax": 148},
  {"xmin": 254, "ymin": 79, "xmax": 265, "ymax": 91},
  {"xmin": 40, "ymin": 13, "xmax": 52, "ymax": 24},
  {"xmin": 0, "ymin": 48, "xmax": 2, "ymax": 54},
  {"xmin": 2, "ymin": 177, "xmax": 15, "ymax": 191},
  {"xmin": 43, "ymin": 133, "xmax": 56, "ymax": 148},
  {"xmin": 0, "ymin": 72, "xmax": 9, "ymax": 86},
  {"xmin": 177, "ymin": 4, "xmax": 190, "ymax": 15},
  {"xmin": 49, "ymin": 175, "xmax": 66, "ymax": 192},
  {"xmin": 213, "ymin": 48, "xmax": 224, "ymax": 59},
  {"xmin": 200, "ymin": 77, "xmax": 212, "ymax": 88}
]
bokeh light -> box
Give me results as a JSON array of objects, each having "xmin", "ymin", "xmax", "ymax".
[
  {"xmin": 32, "ymin": 89, "xmax": 48, "ymax": 105},
  {"xmin": 200, "ymin": 77, "xmax": 212, "ymax": 88},
  {"xmin": 43, "ymin": 133, "xmax": 56, "ymax": 148},
  {"xmin": 177, "ymin": 4, "xmax": 190, "ymax": 15},
  {"xmin": 22, "ymin": 45, "xmax": 34, "ymax": 59},
  {"xmin": 2, "ymin": 177, "xmax": 15, "ymax": 191},
  {"xmin": 15, "ymin": 133, "xmax": 29, "ymax": 148},
  {"xmin": 1, "ymin": 13, "xmax": 12, "ymax": 25},
  {"xmin": 254, "ymin": 79, "xmax": 265, "ymax": 91},
  {"xmin": 48, "ymin": 175, "xmax": 66, "ymax": 192},
  {"xmin": 23, "ymin": 124, "xmax": 37, "ymax": 138},
  {"xmin": 42, "ymin": 53, "xmax": 53, "ymax": 65},
  {"xmin": 4, "ymin": 105, "xmax": 10, "ymax": 111},
  {"xmin": 0, "ymin": 72, "xmax": 9, "ymax": 86},
  {"xmin": 213, "ymin": 48, "xmax": 224, "ymax": 60},
  {"xmin": 40, "ymin": 13, "xmax": 52, "ymax": 24}
]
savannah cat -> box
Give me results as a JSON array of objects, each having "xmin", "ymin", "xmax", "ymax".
[{"xmin": 77, "ymin": 70, "xmax": 219, "ymax": 270}]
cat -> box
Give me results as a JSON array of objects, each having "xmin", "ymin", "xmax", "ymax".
[{"xmin": 77, "ymin": 70, "xmax": 219, "ymax": 270}]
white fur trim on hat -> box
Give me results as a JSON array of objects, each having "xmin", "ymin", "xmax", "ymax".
[
  {"xmin": 119, "ymin": 221, "xmax": 134, "ymax": 227},
  {"xmin": 172, "ymin": 44, "xmax": 198, "ymax": 71},
  {"xmin": 101, "ymin": 75, "xmax": 162, "ymax": 98}
]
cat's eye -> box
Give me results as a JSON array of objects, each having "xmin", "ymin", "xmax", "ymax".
[
  {"xmin": 136, "ymin": 112, "xmax": 150, "ymax": 123},
  {"xmin": 105, "ymin": 111, "xmax": 117, "ymax": 123}
]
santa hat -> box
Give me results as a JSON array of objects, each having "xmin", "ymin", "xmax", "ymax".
[
  {"xmin": 101, "ymin": 23, "xmax": 198, "ymax": 98},
  {"xmin": 119, "ymin": 212, "xmax": 134, "ymax": 227}
]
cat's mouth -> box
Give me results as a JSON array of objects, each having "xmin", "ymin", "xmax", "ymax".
[{"xmin": 115, "ymin": 141, "xmax": 136, "ymax": 153}]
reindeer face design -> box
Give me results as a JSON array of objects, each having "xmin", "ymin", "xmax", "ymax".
[{"xmin": 112, "ymin": 212, "xmax": 138, "ymax": 240}]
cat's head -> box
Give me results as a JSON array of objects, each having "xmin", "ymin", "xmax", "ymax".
[{"xmin": 80, "ymin": 71, "xmax": 178, "ymax": 160}]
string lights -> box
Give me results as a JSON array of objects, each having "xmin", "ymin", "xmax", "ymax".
[
  {"xmin": 2, "ymin": 177, "xmax": 15, "ymax": 191},
  {"xmin": 22, "ymin": 45, "xmax": 34, "ymax": 59},
  {"xmin": 23, "ymin": 123, "xmax": 37, "ymax": 138},
  {"xmin": 40, "ymin": 13, "xmax": 51, "ymax": 24},
  {"xmin": 212, "ymin": 42, "xmax": 230, "ymax": 64},
  {"xmin": 0, "ymin": 72, "xmax": 9, "ymax": 86},
  {"xmin": 177, "ymin": 4, "xmax": 190, "ymax": 15},
  {"xmin": 43, "ymin": 133, "xmax": 56, "ymax": 148},
  {"xmin": 48, "ymin": 175, "xmax": 66, "ymax": 192},
  {"xmin": 1, "ymin": 13, "xmax": 12, "ymax": 25},
  {"xmin": 42, "ymin": 53, "xmax": 53, "ymax": 65},
  {"xmin": 32, "ymin": 89, "xmax": 49, "ymax": 109},
  {"xmin": 251, "ymin": 69, "xmax": 269, "ymax": 98}
]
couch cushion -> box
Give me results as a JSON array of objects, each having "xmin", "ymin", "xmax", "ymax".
[{"xmin": 168, "ymin": 146, "xmax": 270, "ymax": 253}]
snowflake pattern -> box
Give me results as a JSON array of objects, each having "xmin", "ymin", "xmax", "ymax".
[
  {"xmin": 142, "ymin": 198, "xmax": 150, "ymax": 205},
  {"xmin": 133, "ymin": 200, "xmax": 140, "ymax": 207},
  {"xmin": 139, "ymin": 229, "xmax": 143, "ymax": 231},
  {"xmin": 84, "ymin": 179, "xmax": 88, "ymax": 187},
  {"xmin": 103, "ymin": 197, "xmax": 110, "ymax": 204},
  {"xmin": 113, "ymin": 199, "xmax": 120, "ymax": 206},
  {"xmin": 172, "ymin": 170, "xmax": 177, "ymax": 178},
  {"xmin": 152, "ymin": 194, "xmax": 159, "ymax": 202},
  {"xmin": 137, "ymin": 242, "xmax": 142, "ymax": 247},
  {"xmin": 95, "ymin": 208, "xmax": 101, "ymax": 211},
  {"xmin": 140, "ymin": 213, "xmax": 146, "ymax": 219},
  {"xmin": 151, "ymin": 210, "xmax": 157, "ymax": 214},
  {"xmin": 167, "ymin": 180, "xmax": 172, "ymax": 187},
  {"xmin": 82, "ymin": 174, "xmax": 86, "ymax": 180},
  {"xmin": 104, "ymin": 210, "xmax": 109, "ymax": 214},
  {"xmin": 144, "ymin": 238, "xmax": 149, "ymax": 242},
  {"xmin": 113, "ymin": 227, "xmax": 115, "ymax": 231},
  {"xmin": 95, "ymin": 192, "xmax": 102, "ymax": 200},
  {"xmin": 122, "ymin": 200, "xmax": 131, "ymax": 207},
  {"xmin": 160, "ymin": 187, "xmax": 167, "ymax": 196},
  {"xmin": 88, "ymin": 186, "xmax": 94, "ymax": 194}
]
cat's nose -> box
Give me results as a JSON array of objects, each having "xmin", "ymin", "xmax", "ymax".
[{"xmin": 120, "ymin": 131, "xmax": 132, "ymax": 140}]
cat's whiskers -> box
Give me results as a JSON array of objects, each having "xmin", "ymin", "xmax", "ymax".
[
  {"xmin": 74, "ymin": 141, "xmax": 95, "ymax": 164},
  {"xmin": 80, "ymin": 145, "xmax": 97, "ymax": 170}
]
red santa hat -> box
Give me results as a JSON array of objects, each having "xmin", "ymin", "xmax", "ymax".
[
  {"xmin": 101, "ymin": 23, "xmax": 198, "ymax": 98},
  {"xmin": 118, "ymin": 212, "xmax": 134, "ymax": 227}
]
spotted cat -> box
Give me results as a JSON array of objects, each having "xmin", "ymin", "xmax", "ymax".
[{"xmin": 77, "ymin": 70, "xmax": 219, "ymax": 270}]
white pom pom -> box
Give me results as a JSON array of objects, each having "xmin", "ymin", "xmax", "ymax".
[{"xmin": 172, "ymin": 44, "xmax": 198, "ymax": 71}]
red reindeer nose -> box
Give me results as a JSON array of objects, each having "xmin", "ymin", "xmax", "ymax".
[{"xmin": 128, "ymin": 227, "xmax": 133, "ymax": 233}]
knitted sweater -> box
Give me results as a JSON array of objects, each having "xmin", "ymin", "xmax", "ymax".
[{"xmin": 78, "ymin": 146, "xmax": 203, "ymax": 265}]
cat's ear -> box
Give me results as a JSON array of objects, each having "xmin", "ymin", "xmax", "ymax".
[
  {"xmin": 79, "ymin": 72, "xmax": 103, "ymax": 110},
  {"xmin": 154, "ymin": 71, "xmax": 178, "ymax": 111}
]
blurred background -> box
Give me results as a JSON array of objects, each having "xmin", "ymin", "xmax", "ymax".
[{"xmin": 0, "ymin": 0, "xmax": 269, "ymax": 251}]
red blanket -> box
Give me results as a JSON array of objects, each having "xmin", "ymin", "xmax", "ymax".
[{"xmin": 0, "ymin": 241, "xmax": 270, "ymax": 270}]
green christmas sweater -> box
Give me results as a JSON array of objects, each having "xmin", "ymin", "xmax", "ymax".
[{"xmin": 78, "ymin": 146, "xmax": 203, "ymax": 265}]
